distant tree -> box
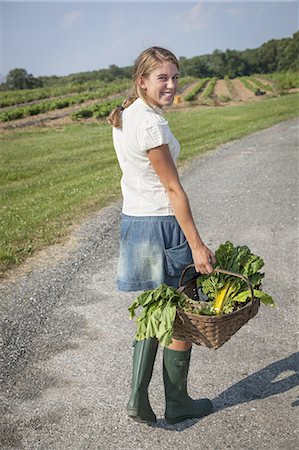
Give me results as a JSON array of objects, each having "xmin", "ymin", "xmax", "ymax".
[
  {"xmin": 108, "ymin": 64, "xmax": 122, "ymax": 78},
  {"xmin": 5, "ymin": 68, "xmax": 42, "ymax": 89},
  {"xmin": 277, "ymin": 31, "xmax": 299, "ymax": 71},
  {"xmin": 225, "ymin": 50, "xmax": 249, "ymax": 78},
  {"xmin": 242, "ymin": 48, "xmax": 260, "ymax": 74},
  {"xmin": 38, "ymin": 75, "xmax": 60, "ymax": 87},
  {"xmin": 184, "ymin": 56, "xmax": 210, "ymax": 77},
  {"xmin": 258, "ymin": 40, "xmax": 278, "ymax": 73},
  {"xmin": 178, "ymin": 57, "xmax": 188, "ymax": 76},
  {"xmin": 208, "ymin": 49, "xmax": 226, "ymax": 78},
  {"xmin": 122, "ymin": 65, "xmax": 133, "ymax": 79}
]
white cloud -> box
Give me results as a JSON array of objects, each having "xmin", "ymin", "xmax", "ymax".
[
  {"xmin": 181, "ymin": 3, "xmax": 206, "ymax": 31},
  {"xmin": 175, "ymin": 2, "xmax": 215, "ymax": 33},
  {"xmin": 62, "ymin": 10, "xmax": 83, "ymax": 29}
]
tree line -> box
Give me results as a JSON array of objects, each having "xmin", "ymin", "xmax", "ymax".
[
  {"xmin": 1, "ymin": 31, "xmax": 298, "ymax": 91},
  {"xmin": 179, "ymin": 31, "xmax": 299, "ymax": 79}
]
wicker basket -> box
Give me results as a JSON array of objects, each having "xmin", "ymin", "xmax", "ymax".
[{"xmin": 172, "ymin": 265, "xmax": 260, "ymax": 349}]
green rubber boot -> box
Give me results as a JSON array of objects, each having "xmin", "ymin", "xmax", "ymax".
[
  {"xmin": 127, "ymin": 338, "xmax": 158, "ymax": 424},
  {"xmin": 163, "ymin": 347, "xmax": 213, "ymax": 424}
]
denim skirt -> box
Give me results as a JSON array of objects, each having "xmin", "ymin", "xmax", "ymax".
[{"xmin": 117, "ymin": 214, "xmax": 194, "ymax": 291}]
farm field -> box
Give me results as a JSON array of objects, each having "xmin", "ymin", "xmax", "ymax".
[
  {"xmin": 1, "ymin": 91, "xmax": 298, "ymax": 275},
  {"xmin": 1, "ymin": 72, "xmax": 298, "ymax": 129}
]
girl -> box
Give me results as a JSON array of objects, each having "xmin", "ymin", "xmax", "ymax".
[{"xmin": 108, "ymin": 47, "xmax": 215, "ymax": 425}]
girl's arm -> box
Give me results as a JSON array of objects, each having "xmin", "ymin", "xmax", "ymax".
[{"xmin": 147, "ymin": 144, "xmax": 215, "ymax": 274}]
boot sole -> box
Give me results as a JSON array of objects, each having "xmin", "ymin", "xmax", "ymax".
[
  {"xmin": 165, "ymin": 410, "xmax": 212, "ymax": 425},
  {"xmin": 127, "ymin": 410, "xmax": 157, "ymax": 424}
]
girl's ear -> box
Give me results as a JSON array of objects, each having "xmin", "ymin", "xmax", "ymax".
[{"xmin": 138, "ymin": 76, "xmax": 147, "ymax": 90}]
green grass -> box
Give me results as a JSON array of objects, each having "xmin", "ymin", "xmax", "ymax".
[
  {"xmin": 267, "ymin": 71, "xmax": 299, "ymax": 91},
  {"xmin": 0, "ymin": 124, "xmax": 122, "ymax": 272},
  {"xmin": 1, "ymin": 93, "xmax": 298, "ymax": 274},
  {"xmin": 167, "ymin": 93, "xmax": 299, "ymax": 162}
]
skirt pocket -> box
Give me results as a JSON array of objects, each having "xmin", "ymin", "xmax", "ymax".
[{"xmin": 164, "ymin": 240, "xmax": 193, "ymax": 277}]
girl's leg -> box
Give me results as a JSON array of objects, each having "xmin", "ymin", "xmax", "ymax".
[{"xmin": 167, "ymin": 338, "xmax": 191, "ymax": 351}]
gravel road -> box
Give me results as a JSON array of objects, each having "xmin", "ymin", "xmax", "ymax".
[{"xmin": 1, "ymin": 118, "xmax": 298, "ymax": 450}]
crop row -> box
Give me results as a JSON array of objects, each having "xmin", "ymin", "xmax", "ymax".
[
  {"xmin": 178, "ymin": 76, "xmax": 197, "ymax": 92},
  {"xmin": 239, "ymin": 77, "xmax": 273, "ymax": 94},
  {"xmin": 239, "ymin": 77, "xmax": 259, "ymax": 94},
  {"xmin": 184, "ymin": 78, "xmax": 210, "ymax": 101},
  {"xmin": 71, "ymin": 98, "xmax": 125, "ymax": 120},
  {"xmin": 0, "ymin": 81, "xmax": 130, "ymax": 122},
  {"xmin": 249, "ymin": 78, "xmax": 273, "ymax": 91},
  {"xmin": 239, "ymin": 73, "xmax": 298, "ymax": 94},
  {"xmin": 0, "ymin": 79, "xmax": 131, "ymax": 108},
  {"xmin": 202, "ymin": 77, "xmax": 218, "ymax": 98}
]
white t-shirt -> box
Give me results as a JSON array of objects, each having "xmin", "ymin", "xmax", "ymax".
[{"xmin": 112, "ymin": 98, "xmax": 180, "ymax": 216}]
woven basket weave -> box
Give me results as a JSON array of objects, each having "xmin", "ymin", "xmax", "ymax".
[{"xmin": 172, "ymin": 265, "xmax": 260, "ymax": 349}]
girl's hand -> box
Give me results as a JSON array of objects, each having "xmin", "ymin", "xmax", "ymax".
[{"xmin": 192, "ymin": 245, "xmax": 216, "ymax": 275}]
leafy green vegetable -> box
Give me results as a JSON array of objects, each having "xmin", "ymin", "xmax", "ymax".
[
  {"xmin": 196, "ymin": 241, "xmax": 275, "ymax": 312},
  {"xmin": 128, "ymin": 284, "xmax": 186, "ymax": 346},
  {"xmin": 128, "ymin": 241, "xmax": 275, "ymax": 345},
  {"xmin": 128, "ymin": 284, "xmax": 214, "ymax": 345}
]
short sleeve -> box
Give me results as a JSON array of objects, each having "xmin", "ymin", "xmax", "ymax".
[{"xmin": 137, "ymin": 115, "xmax": 170, "ymax": 152}]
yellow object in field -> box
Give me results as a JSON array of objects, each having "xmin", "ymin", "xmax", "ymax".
[{"xmin": 173, "ymin": 95, "xmax": 181, "ymax": 105}]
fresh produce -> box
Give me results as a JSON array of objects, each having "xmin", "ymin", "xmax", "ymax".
[
  {"xmin": 196, "ymin": 241, "xmax": 275, "ymax": 314},
  {"xmin": 129, "ymin": 284, "xmax": 214, "ymax": 346},
  {"xmin": 128, "ymin": 241, "xmax": 274, "ymax": 345},
  {"xmin": 129, "ymin": 284, "xmax": 186, "ymax": 347}
]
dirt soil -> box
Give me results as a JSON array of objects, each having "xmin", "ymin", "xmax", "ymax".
[
  {"xmin": 213, "ymin": 79, "xmax": 231, "ymax": 99},
  {"xmin": 230, "ymin": 78, "xmax": 255, "ymax": 101}
]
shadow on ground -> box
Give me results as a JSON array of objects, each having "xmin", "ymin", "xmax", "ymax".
[{"xmin": 154, "ymin": 352, "xmax": 299, "ymax": 431}]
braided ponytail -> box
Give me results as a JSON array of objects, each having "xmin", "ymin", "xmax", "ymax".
[{"xmin": 107, "ymin": 96, "xmax": 137, "ymax": 128}]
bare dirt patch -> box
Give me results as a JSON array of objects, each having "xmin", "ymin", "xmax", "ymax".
[
  {"xmin": 214, "ymin": 79, "xmax": 231, "ymax": 100},
  {"xmin": 231, "ymin": 79, "xmax": 256, "ymax": 102}
]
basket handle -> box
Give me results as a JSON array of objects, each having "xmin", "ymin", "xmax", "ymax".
[{"xmin": 178, "ymin": 264, "xmax": 254, "ymax": 301}]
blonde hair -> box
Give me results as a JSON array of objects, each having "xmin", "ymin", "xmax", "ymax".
[{"xmin": 108, "ymin": 47, "xmax": 179, "ymax": 128}]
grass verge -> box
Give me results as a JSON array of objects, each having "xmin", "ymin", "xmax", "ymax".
[{"xmin": 1, "ymin": 93, "xmax": 298, "ymax": 274}]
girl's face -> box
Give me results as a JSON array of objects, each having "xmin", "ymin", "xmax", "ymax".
[{"xmin": 138, "ymin": 61, "xmax": 179, "ymax": 108}]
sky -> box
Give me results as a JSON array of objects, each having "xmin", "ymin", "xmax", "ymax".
[{"xmin": 0, "ymin": 1, "xmax": 298, "ymax": 78}]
